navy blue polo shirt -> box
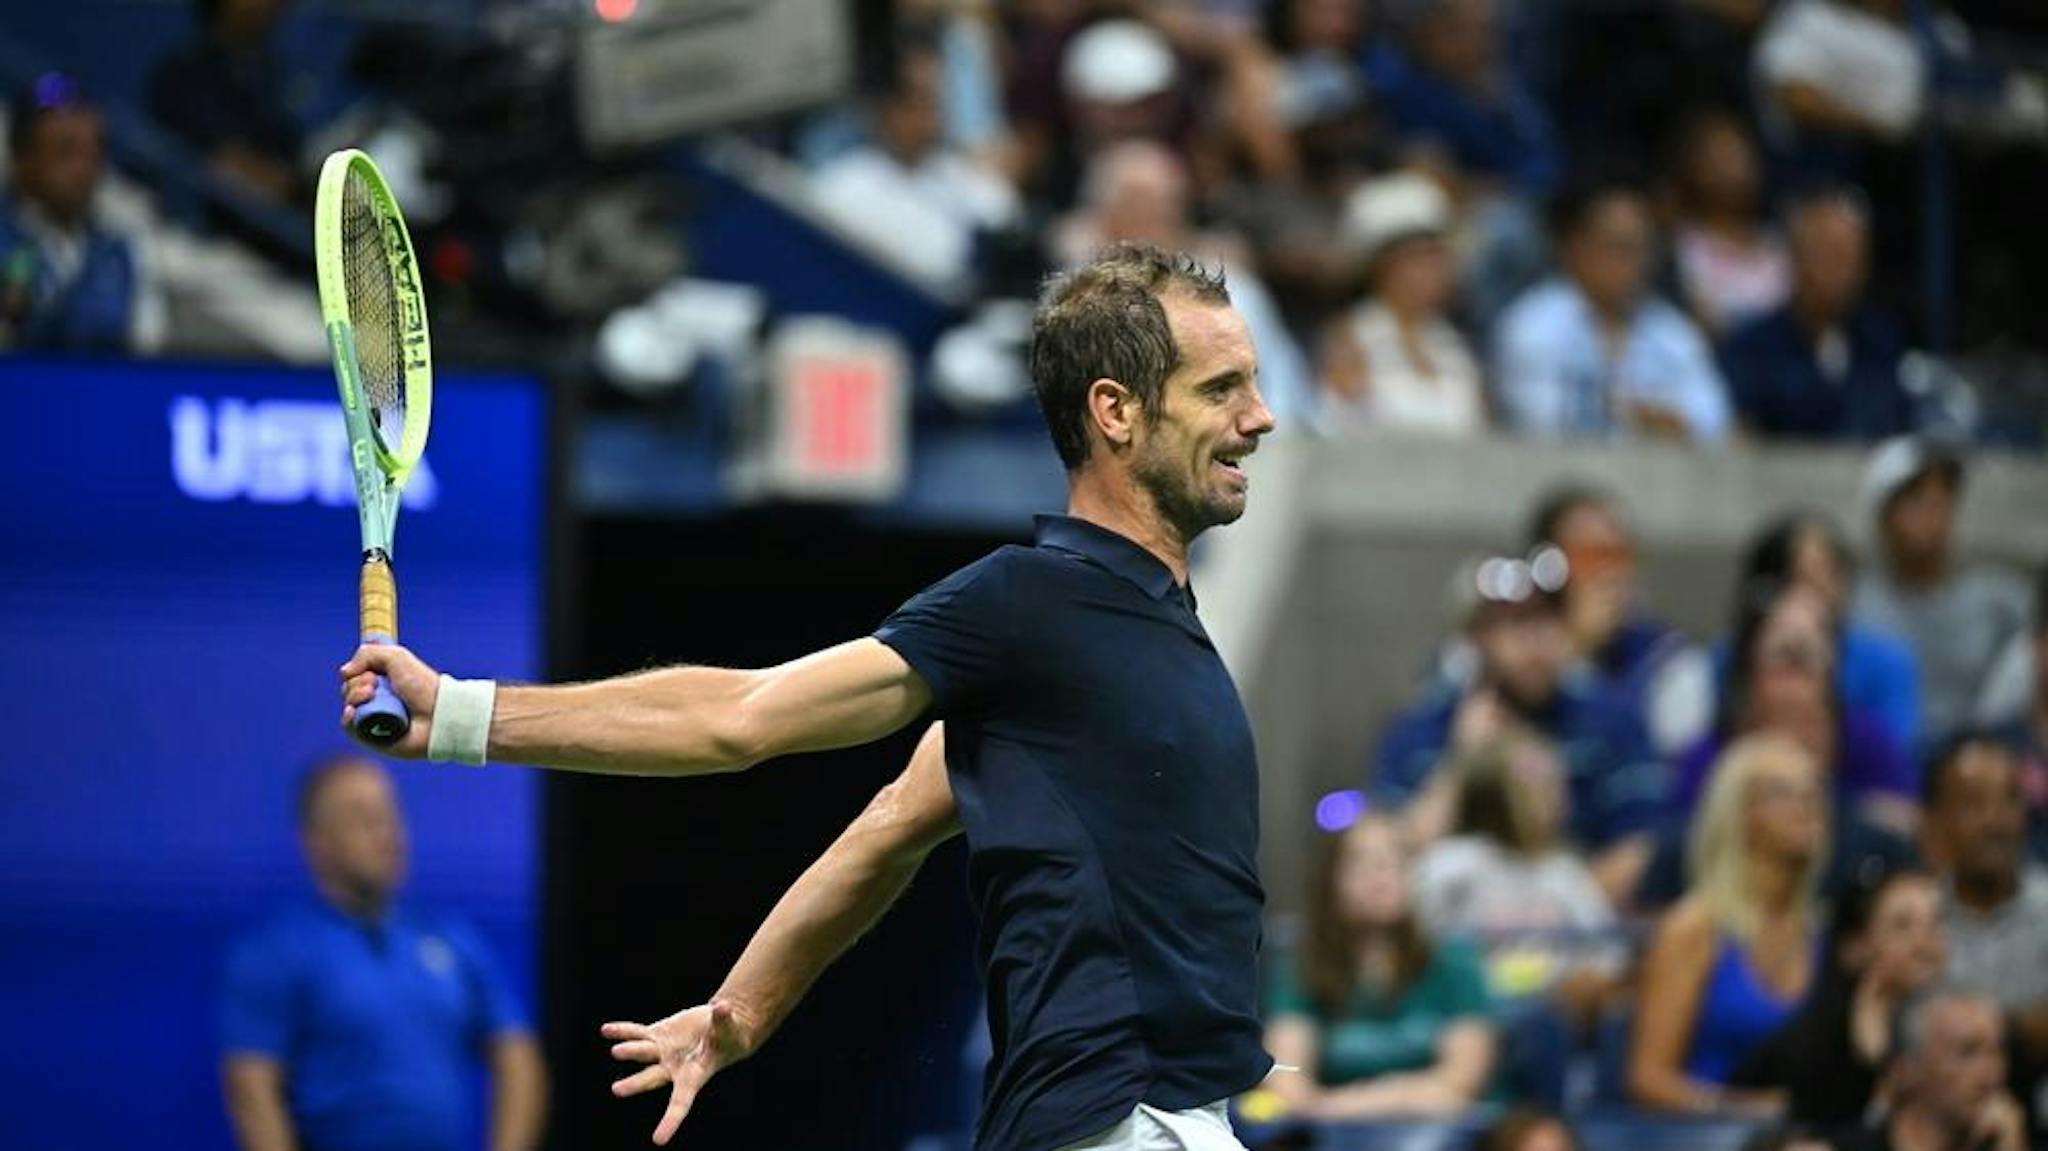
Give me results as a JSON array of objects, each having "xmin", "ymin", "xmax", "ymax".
[
  {"xmin": 1719, "ymin": 306, "xmax": 1916, "ymax": 441},
  {"xmin": 219, "ymin": 900, "xmax": 529, "ymax": 1151},
  {"xmin": 875, "ymin": 515, "xmax": 1271, "ymax": 1151}
]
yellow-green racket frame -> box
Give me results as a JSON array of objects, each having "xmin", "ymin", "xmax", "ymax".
[{"xmin": 314, "ymin": 148, "xmax": 433, "ymax": 745}]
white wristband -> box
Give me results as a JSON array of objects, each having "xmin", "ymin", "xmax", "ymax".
[{"xmin": 427, "ymin": 675, "xmax": 496, "ymax": 766}]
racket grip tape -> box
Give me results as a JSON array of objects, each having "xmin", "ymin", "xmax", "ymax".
[
  {"xmin": 354, "ymin": 557, "xmax": 411, "ymax": 747},
  {"xmin": 360, "ymin": 556, "xmax": 398, "ymax": 640}
]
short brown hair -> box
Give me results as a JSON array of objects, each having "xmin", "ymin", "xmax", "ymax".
[{"xmin": 1029, "ymin": 244, "xmax": 1230, "ymax": 471}]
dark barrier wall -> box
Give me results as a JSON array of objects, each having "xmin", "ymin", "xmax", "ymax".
[
  {"xmin": 0, "ymin": 359, "xmax": 548, "ymax": 1150},
  {"xmin": 548, "ymin": 514, "xmax": 1008, "ymax": 1150}
]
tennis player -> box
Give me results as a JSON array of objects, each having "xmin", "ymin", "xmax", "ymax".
[{"xmin": 341, "ymin": 244, "xmax": 1277, "ymax": 1151}]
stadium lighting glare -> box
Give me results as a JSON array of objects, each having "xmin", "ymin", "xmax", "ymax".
[{"xmin": 1313, "ymin": 790, "xmax": 1367, "ymax": 833}]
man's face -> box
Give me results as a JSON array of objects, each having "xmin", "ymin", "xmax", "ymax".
[
  {"xmin": 1881, "ymin": 469, "xmax": 1957, "ymax": 572},
  {"xmin": 1565, "ymin": 193, "xmax": 1653, "ymax": 316},
  {"xmin": 1127, "ymin": 293, "xmax": 1273, "ymax": 540},
  {"xmin": 1553, "ymin": 502, "xmax": 1634, "ymax": 650},
  {"xmin": 302, "ymin": 762, "xmax": 408, "ymax": 903},
  {"xmin": 1474, "ymin": 605, "xmax": 1568, "ymax": 712},
  {"xmin": 878, "ymin": 52, "xmax": 944, "ymax": 164},
  {"xmin": 1791, "ymin": 200, "xmax": 1869, "ymax": 323},
  {"xmin": 1914, "ymin": 997, "xmax": 2007, "ymax": 1130},
  {"xmin": 15, "ymin": 105, "xmax": 103, "ymax": 224},
  {"xmin": 1415, "ymin": 0, "xmax": 1495, "ymax": 87},
  {"xmin": 1931, "ymin": 743, "xmax": 2024, "ymax": 888}
]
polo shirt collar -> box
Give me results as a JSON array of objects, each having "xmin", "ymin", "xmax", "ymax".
[{"xmin": 1035, "ymin": 514, "xmax": 1188, "ymax": 604}]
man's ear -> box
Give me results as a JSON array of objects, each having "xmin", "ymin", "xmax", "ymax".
[{"xmin": 1087, "ymin": 377, "xmax": 1139, "ymax": 452}]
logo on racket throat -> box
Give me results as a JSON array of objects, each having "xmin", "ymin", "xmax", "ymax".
[{"xmin": 169, "ymin": 396, "xmax": 438, "ymax": 509}]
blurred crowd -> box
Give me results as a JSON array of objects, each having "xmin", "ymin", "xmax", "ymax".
[
  {"xmin": 4, "ymin": 5, "xmax": 2047, "ymax": 1146},
  {"xmin": 4, "ymin": 0, "xmax": 2048, "ymax": 445},
  {"xmin": 1255, "ymin": 434, "xmax": 2047, "ymax": 1149},
  {"xmin": 799, "ymin": 0, "xmax": 2048, "ymax": 446}
]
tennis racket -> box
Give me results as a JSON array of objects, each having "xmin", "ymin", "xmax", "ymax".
[{"xmin": 315, "ymin": 148, "xmax": 433, "ymax": 747}]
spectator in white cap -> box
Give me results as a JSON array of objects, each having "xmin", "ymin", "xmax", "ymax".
[
  {"xmin": 1315, "ymin": 171, "xmax": 1486, "ymax": 435},
  {"xmin": 1024, "ymin": 18, "xmax": 1192, "ymax": 207},
  {"xmin": 1851, "ymin": 436, "xmax": 2031, "ymax": 747}
]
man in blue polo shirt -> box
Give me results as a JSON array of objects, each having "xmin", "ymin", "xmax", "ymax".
[
  {"xmin": 338, "ymin": 243, "xmax": 1279, "ymax": 1150},
  {"xmin": 220, "ymin": 756, "xmax": 547, "ymax": 1151}
]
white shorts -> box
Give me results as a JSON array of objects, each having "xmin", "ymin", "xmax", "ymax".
[{"xmin": 1053, "ymin": 1101, "xmax": 1248, "ymax": 1151}]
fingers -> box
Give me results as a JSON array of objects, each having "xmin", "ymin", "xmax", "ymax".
[
  {"xmin": 340, "ymin": 673, "xmax": 378, "ymax": 706},
  {"xmin": 339, "ymin": 643, "xmax": 417, "ymax": 679},
  {"xmin": 653, "ymin": 1080, "xmax": 701, "ymax": 1147},
  {"xmin": 339, "ymin": 645, "xmax": 389, "ymax": 678},
  {"xmin": 611, "ymin": 1063, "xmax": 670, "ymax": 1098},
  {"xmin": 601, "ymin": 1021, "xmax": 650, "ymax": 1041},
  {"xmin": 611, "ymin": 1039, "xmax": 658, "ymax": 1063}
]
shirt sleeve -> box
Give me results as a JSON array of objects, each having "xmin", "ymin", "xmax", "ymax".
[
  {"xmin": 1658, "ymin": 310, "xmax": 1734, "ymax": 443},
  {"xmin": 218, "ymin": 929, "xmax": 294, "ymax": 1059},
  {"xmin": 1492, "ymin": 302, "xmax": 1574, "ymax": 434},
  {"xmin": 446, "ymin": 921, "xmax": 532, "ymax": 1044},
  {"xmin": 873, "ymin": 555, "xmax": 1016, "ymax": 715}
]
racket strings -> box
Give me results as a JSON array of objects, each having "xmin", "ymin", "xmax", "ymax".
[{"xmin": 341, "ymin": 168, "xmax": 407, "ymax": 449}]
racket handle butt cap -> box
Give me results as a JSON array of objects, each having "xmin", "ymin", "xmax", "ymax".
[{"xmin": 353, "ymin": 632, "xmax": 411, "ymax": 747}]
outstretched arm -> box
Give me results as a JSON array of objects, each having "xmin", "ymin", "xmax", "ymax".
[
  {"xmin": 339, "ymin": 638, "xmax": 930, "ymax": 775},
  {"xmin": 602, "ymin": 723, "xmax": 962, "ymax": 1144}
]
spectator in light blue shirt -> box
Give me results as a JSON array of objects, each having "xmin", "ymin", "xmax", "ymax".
[{"xmin": 1492, "ymin": 179, "xmax": 1733, "ymax": 444}]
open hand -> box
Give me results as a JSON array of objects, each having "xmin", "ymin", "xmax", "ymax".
[{"xmin": 602, "ymin": 1000, "xmax": 756, "ymax": 1145}]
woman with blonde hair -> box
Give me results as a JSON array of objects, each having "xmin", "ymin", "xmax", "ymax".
[{"xmin": 1629, "ymin": 734, "xmax": 1826, "ymax": 1115}]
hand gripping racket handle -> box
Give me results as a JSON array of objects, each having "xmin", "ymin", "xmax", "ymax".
[{"xmin": 355, "ymin": 557, "xmax": 412, "ymax": 747}]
